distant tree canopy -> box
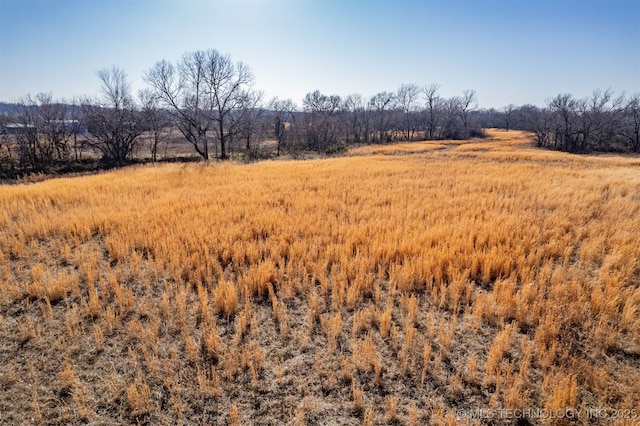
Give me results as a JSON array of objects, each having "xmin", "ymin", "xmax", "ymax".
[{"xmin": 0, "ymin": 46, "xmax": 638, "ymax": 178}]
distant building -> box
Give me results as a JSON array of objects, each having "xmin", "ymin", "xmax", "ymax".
[
  {"xmin": 1, "ymin": 123, "xmax": 35, "ymax": 135},
  {"xmin": 1, "ymin": 121, "xmax": 88, "ymax": 135}
]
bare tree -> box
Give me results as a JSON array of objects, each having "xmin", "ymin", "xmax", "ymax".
[
  {"xmin": 396, "ymin": 83, "xmax": 420, "ymax": 140},
  {"xmin": 423, "ymin": 84, "xmax": 440, "ymax": 139},
  {"xmin": 139, "ymin": 88, "xmax": 172, "ymax": 162},
  {"xmin": 342, "ymin": 94, "xmax": 370, "ymax": 144},
  {"xmin": 548, "ymin": 93, "xmax": 579, "ymax": 151},
  {"xmin": 205, "ymin": 52, "xmax": 256, "ymax": 160},
  {"xmin": 459, "ymin": 90, "xmax": 478, "ymax": 137},
  {"xmin": 502, "ymin": 104, "xmax": 516, "ymax": 132},
  {"xmin": 579, "ymin": 89, "xmax": 625, "ymax": 151},
  {"xmin": 303, "ymin": 90, "xmax": 342, "ymax": 152},
  {"xmin": 145, "ymin": 56, "xmax": 210, "ymax": 159},
  {"xmin": 10, "ymin": 93, "xmax": 76, "ymax": 170},
  {"xmin": 442, "ymin": 96, "xmax": 461, "ymax": 139},
  {"xmin": 36, "ymin": 93, "xmax": 73, "ymax": 162},
  {"xmin": 83, "ymin": 66, "xmax": 142, "ymax": 164},
  {"xmin": 13, "ymin": 97, "xmax": 40, "ymax": 168},
  {"xmin": 270, "ymin": 98, "xmax": 297, "ymax": 156},
  {"xmin": 522, "ymin": 90, "xmax": 634, "ymax": 153},
  {"xmin": 0, "ymin": 124, "xmax": 15, "ymax": 177},
  {"xmin": 234, "ymin": 91, "xmax": 266, "ymax": 158},
  {"xmin": 369, "ymin": 91, "xmax": 395, "ymax": 143},
  {"xmin": 145, "ymin": 49, "xmax": 257, "ymax": 160},
  {"xmin": 621, "ymin": 93, "xmax": 640, "ymax": 152},
  {"xmin": 67, "ymin": 98, "xmax": 86, "ymax": 162},
  {"xmin": 525, "ymin": 106, "xmax": 553, "ymax": 148}
]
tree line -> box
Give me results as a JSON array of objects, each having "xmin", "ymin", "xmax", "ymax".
[
  {"xmin": 482, "ymin": 90, "xmax": 640, "ymax": 153},
  {"xmin": 1, "ymin": 48, "xmax": 638, "ymax": 178}
]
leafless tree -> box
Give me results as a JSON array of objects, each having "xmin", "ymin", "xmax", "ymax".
[
  {"xmin": 423, "ymin": 84, "xmax": 440, "ymax": 139},
  {"xmin": 35, "ymin": 93, "xmax": 73, "ymax": 162},
  {"xmin": 139, "ymin": 88, "xmax": 172, "ymax": 162},
  {"xmin": 459, "ymin": 90, "xmax": 478, "ymax": 137},
  {"xmin": 582, "ymin": 89, "xmax": 625, "ymax": 151},
  {"xmin": 548, "ymin": 93, "xmax": 579, "ymax": 151},
  {"xmin": 11, "ymin": 93, "xmax": 76, "ymax": 169},
  {"xmin": 525, "ymin": 106, "xmax": 553, "ymax": 148},
  {"xmin": 518, "ymin": 90, "xmax": 634, "ymax": 153},
  {"xmin": 233, "ymin": 91, "xmax": 266, "ymax": 158},
  {"xmin": 67, "ymin": 98, "xmax": 86, "ymax": 162},
  {"xmin": 145, "ymin": 49, "xmax": 257, "ymax": 160},
  {"xmin": 145, "ymin": 56, "xmax": 210, "ymax": 159},
  {"xmin": 621, "ymin": 93, "xmax": 640, "ymax": 152},
  {"xmin": 83, "ymin": 66, "xmax": 142, "ymax": 164},
  {"xmin": 270, "ymin": 98, "xmax": 297, "ymax": 156},
  {"xmin": 502, "ymin": 104, "xmax": 516, "ymax": 132},
  {"xmin": 205, "ymin": 52, "xmax": 256, "ymax": 160},
  {"xmin": 369, "ymin": 91, "xmax": 395, "ymax": 143},
  {"xmin": 0, "ymin": 126, "xmax": 15, "ymax": 177},
  {"xmin": 442, "ymin": 96, "xmax": 461, "ymax": 139},
  {"xmin": 342, "ymin": 94, "xmax": 370, "ymax": 144},
  {"xmin": 396, "ymin": 83, "xmax": 420, "ymax": 140},
  {"xmin": 13, "ymin": 98, "xmax": 40, "ymax": 168},
  {"xmin": 303, "ymin": 90, "xmax": 341, "ymax": 152}
]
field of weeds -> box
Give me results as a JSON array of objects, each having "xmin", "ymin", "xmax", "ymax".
[{"xmin": 0, "ymin": 130, "xmax": 639, "ymax": 425}]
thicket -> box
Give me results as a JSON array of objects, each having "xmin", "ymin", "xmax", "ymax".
[{"xmin": 480, "ymin": 90, "xmax": 640, "ymax": 153}]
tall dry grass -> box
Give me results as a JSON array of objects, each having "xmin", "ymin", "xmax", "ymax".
[{"xmin": 0, "ymin": 130, "xmax": 638, "ymax": 424}]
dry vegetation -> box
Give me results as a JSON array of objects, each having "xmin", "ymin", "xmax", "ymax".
[
  {"xmin": 348, "ymin": 141, "xmax": 448, "ymax": 156},
  {"xmin": 1, "ymin": 130, "xmax": 639, "ymax": 425}
]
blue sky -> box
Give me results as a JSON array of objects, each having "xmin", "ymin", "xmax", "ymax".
[{"xmin": 0, "ymin": 0, "xmax": 638, "ymax": 108}]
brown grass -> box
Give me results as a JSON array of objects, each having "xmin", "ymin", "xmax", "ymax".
[
  {"xmin": 348, "ymin": 141, "xmax": 447, "ymax": 155},
  {"xmin": 1, "ymin": 130, "xmax": 639, "ymax": 424}
]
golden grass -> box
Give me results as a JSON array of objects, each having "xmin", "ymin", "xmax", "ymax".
[
  {"xmin": 347, "ymin": 129, "xmax": 534, "ymax": 157},
  {"xmin": 348, "ymin": 141, "xmax": 447, "ymax": 155},
  {"xmin": 1, "ymin": 130, "xmax": 639, "ymax": 424}
]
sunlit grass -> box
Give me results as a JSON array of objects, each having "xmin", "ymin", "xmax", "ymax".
[
  {"xmin": 1, "ymin": 130, "xmax": 639, "ymax": 424},
  {"xmin": 348, "ymin": 141, "xmax": 447, "ymax": 155}
]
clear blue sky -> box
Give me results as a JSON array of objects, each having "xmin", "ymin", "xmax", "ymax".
[{"xmin": 0, "ymin": 0, "xmax": 638, "ymax": 108}]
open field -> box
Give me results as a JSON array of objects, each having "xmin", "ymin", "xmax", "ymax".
[{"xmin": 1, "ymin": 130, "xmax": 639, "ymax": 425}]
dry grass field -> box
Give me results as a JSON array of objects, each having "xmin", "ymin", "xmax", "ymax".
[
  {"xmin": 1, "ymin": 130, "xmax": 639, "ymax": 425},
  {"xmin": 348, "ymin": 141, "xmax": 448, "ymax": 156}
]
